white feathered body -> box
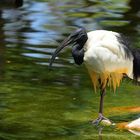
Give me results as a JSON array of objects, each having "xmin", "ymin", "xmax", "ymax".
[{"xmin": 83, "ymin": 30, "xmax": 134, "ymax": 91}]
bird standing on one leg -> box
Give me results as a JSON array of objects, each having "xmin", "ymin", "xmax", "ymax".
[{"xmin": 49, "ymin": 27, "xmax": 140, "ymax": 125}]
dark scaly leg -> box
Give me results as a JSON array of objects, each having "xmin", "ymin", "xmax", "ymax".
[{"xmin": 92, "ymin": 80, "xmax": 110, "ymax": 125}]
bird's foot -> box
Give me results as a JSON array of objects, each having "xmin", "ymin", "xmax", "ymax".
[{"xmin": 92, "ymin": 113, "xmax": 110, "ymax": 126}]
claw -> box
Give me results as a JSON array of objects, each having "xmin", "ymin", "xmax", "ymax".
[{"xmin": 92, "ymin": 113, "xmax": 111, "ymax": 126}]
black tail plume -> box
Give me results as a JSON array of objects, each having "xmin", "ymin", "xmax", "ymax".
[{"xmin": 132, "ymin": 49, "xmax": 140, "ymax": 81}]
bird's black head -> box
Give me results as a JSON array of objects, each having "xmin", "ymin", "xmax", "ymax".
[
  {"xmin": 49, "ymin": 27, "xmax": 88, "ymax": 67},
  {"xmin": 68, "ymin": 27, "xmax": 88, "ymax": 47}
]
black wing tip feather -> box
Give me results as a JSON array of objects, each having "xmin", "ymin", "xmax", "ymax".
[
  {"xmin": 116, "ymin": 34, "xmax": 132, "ymax": 59},
  {"xmin": 132, "ymin": 49, "xmax": 140, "ymax": 81},
  {"xmin": 116, "ymin": 33, "xmax": 140, "ymax": 81}
]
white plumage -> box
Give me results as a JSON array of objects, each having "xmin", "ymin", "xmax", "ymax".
[
  {"xmin": 84, "ymin": 30, "xmax": 133, "ymax": 76},
  {"xmin": 84, "ymin": 30, "xmax": 134, "ymax": 91}
]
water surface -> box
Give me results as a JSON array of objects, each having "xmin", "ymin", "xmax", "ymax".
[{"xmin": 0, "ymin": 0, "xmax": 140, "ymax": 139}]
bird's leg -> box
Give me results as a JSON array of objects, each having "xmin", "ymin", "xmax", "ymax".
[{"xmin": 92, "ymin": 87, "xmax": 110, "ymax": 125}]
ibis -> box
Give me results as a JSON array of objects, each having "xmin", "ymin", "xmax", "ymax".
[{"xmin": 49, "ymin": 27, "xmax": 140, "ymax": 125}]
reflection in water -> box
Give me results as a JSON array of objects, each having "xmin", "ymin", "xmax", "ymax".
[
  {"xmin": 0, "ymin": 10, "xmax": 5, "ymax": 79},
  {"xmin": 114, "ymin": 0, "xmax": 140, "ymax": 35},
  {"xmin": 98, "ymin": 127, "xmax": 103, "ymax": 140},
  {"xmin": 0, "ymin": 0, "xmax": 23, "ymax": 79},
  {"xmin": 0, "ymin": 0, "xmax": 23, "ymax": 8},
  {"xmin": 0, "ymin": 0, "xmax": 140, "ymax": 140}
]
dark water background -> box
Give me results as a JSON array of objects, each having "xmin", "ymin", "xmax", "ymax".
[{"xmin": 0, "ymin": 0, "xmax": 140, "ymax": 139}]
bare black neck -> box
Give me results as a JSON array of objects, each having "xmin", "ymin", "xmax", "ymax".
[
  {"xmin": 71, "ymin": 28, "xmax": 88, "ymax": 65},
  {"xmin": 72, "ymin": 45, "xmax": 84, "ymax": 65}
]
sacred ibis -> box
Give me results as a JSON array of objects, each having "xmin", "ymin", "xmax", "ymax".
[{"xmin": 49, "ymin": 27, "xmax": 140, "ymax": 125}]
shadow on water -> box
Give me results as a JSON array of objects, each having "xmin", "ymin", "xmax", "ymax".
[
  {"xmin": 0, "ymin": 0, "xmax": 23, "ymax": 8},
  {"xmin": 107, "ymin": 0, "xmax": 140, "ymax": 35},
  {"xmin": 0, "ymin": 0, "xmax": 140, "ymax": 140}
]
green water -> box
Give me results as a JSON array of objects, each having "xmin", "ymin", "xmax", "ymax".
[{"xmin": 0, "ymin": 0, "xmax": 140, "ymax": 139}]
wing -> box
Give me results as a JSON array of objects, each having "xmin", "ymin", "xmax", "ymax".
[{"xmin": 84, "ymin": 30, "xmax": 133, "ymax": 79}]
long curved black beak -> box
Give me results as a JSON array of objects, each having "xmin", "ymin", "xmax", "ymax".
[{"xmin": 49, "ymin": 35, "xmax": 74, "ymax": 68}]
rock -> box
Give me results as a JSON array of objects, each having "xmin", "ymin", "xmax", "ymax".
[{"xmin": 100, "ymin": 119, "xmax": 112, "ymax": 126}]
